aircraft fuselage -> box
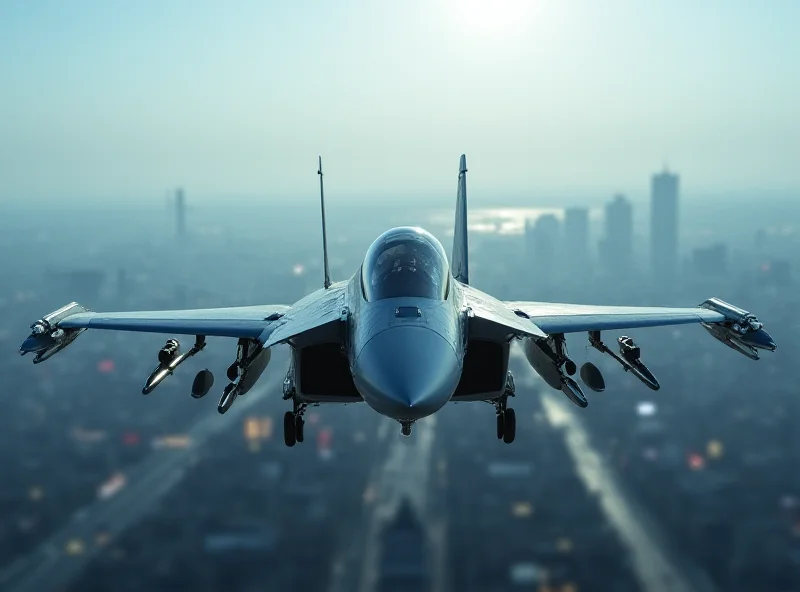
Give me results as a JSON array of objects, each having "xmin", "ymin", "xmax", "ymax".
[{"xmin": 348, "ymin": 288, "xmax": 466, "ymax": 422}]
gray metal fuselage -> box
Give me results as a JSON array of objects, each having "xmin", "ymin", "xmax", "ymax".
[
  {"xmin": 288, "ymin": 250, "xmax": 471, "ymax": 423},
  {"xmin": 346, "ymin": 271, "xmax": 466, "ymax": 422}
]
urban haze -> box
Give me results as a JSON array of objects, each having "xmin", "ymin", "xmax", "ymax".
[{"xmin": 1, "ymin": 1, "xmax": 798, "ymax": 591}]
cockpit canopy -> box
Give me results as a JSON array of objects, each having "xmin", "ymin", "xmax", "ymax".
[{"xmin": 361, "ymin": 227, "xmax": 450, "ymax": 302}]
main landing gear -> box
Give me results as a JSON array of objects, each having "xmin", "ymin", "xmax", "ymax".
[
  {"xmin": 281, "ymin": 370, "xmax": 307, "ymax": 447},
  {"xmin": 494, "ymin": 372, "xmax": 517, "ymax": 444},
  {"xmin": 283, "ymin": 401, "xmax": 307, "ymax": 447}
]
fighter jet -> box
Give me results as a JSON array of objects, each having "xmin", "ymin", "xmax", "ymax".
[{"xmin": 19, "ymin": 155, "xmax": 777, "ymax": 446}]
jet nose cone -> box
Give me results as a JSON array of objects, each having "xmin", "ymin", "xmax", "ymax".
[{"xmin": 354, "ymin": 326, "xmax": 460, "ymax": 421}]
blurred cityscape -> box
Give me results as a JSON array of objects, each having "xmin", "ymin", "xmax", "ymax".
[{"xmin": 0, "ymin": 171, "xmax": 798, "ymax": 592}]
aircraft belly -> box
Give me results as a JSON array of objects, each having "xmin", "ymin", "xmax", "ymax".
[{"xmin": 295, "ymin": 394, "xmax": 363, "ymax": 404}]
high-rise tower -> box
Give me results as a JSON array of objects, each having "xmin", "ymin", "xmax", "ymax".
[
  {"xmin": 525, "ymin": 214, "xmax": 562, "ymax": 283},
  {"xmin": 563, "ymin": 207, "xmax": 590, "ymax": 272},
  {"xmin": 650, "ymin": 169, "xmax": 679, "ymax": 280},
  {"xmin": 175, "ymin": 187, "xmax": 186, "ymax": 238},
  {"xmin": 599, "ymin": 194, "xmax": 633, "ymax": 275}
]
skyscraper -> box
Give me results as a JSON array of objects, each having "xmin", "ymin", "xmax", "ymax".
[
  {"xmin": 599, "ymin": 194, "xmax": 633, "ymax": 275},
  {"xmin": 651, "ymin": 168, "xmax": 679, "ymax": 280},
  {"xmin": 175, "ymin": 187, "xmax": 186, "ymax": 238},
  {"xmin": 525, "ymin": 214, "xmax": 561, "ymax": 283},
  {"xmin": 562, "ymin": 207, "xmax": 590, "ymax": 272}
]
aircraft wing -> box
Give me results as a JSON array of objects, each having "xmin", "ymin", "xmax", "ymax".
[
  {"xmin": 59, "ymin": 304, "xmax": 290, "ymax": 338},
  {"xmin": 504, "ymin": 301, "xmax": 726, "ymax": 334},
  {"xmin": 19, "ymin": 283, "xmax": 348, "ymax": 364},
  {"xmin": 504, "ymin": 297, "xmax": 776, "ymax": 359}
]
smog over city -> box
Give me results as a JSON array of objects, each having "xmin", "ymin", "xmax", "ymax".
[{"xmin": 0, "ymin": 1, "xmax": 798, "ymax": 591}]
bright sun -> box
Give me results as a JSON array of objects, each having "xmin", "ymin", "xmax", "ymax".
[{"xmin": 458, "ymin": 0, "xmax": 535, "ymax": 35}]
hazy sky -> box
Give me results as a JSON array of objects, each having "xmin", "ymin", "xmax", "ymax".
[{"xmin": 1, "ymin": 0, "xmax": 798, "ymax": 203}]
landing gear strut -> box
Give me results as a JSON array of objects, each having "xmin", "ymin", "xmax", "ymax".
[
  {"xmin": 494, "ymin": 372, "xmax": 517, "ymax": 444},
  {"xmin": 283, "ymin": 397, "xmax": 307, "ymax": 447}
]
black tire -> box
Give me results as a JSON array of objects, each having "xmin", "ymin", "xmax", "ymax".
[
  {"xmin": 283, "ymin": 412, "xmax": 296, "ymax": 447},
  {"xmin": 496, "ymin": 413, "xmax": 504, "ymax": 440},
  {"xmin": 503, "ymin": 408, "xmax": 516, "ymax": 444},
  {"xmin": 295, "ymin": 416, "xmax": 305, "ymax": 443},
  {"xmin": 226, "ymin": 362, "xmax": 238, "ymax": 382},
  {"xmin": 565, "ymin": 359, "xmax": 577, "ymax": 376}
]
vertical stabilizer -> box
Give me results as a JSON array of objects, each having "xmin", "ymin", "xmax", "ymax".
[
  {"xmin": 318, "ymin": 156, "xmax": 332, "ymax": 289},
  {"xmin": 451, "ymin": 154, "xmax": 469, "ymax": 284}
]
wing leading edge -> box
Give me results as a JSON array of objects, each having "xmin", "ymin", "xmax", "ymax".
[
  {"xmin": 505, "ymin": 301, "xmax": 725, "ymax": 334},
  {"xmin": 505, "ymin": 297, "xmax": 776, "ymax": 360},
  {"xmin": 19, "ymin": 283, "xmax": 349, "ymax": 364},
  {"xmin": 18, "ymin": 302, "xmax": 292, "ymax": 364},
  {"xmin": 58, "ymin": 304, "xmax": 292, "ymax": 338}
]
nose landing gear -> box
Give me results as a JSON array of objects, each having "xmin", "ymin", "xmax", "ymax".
[{"xmin": 400, "ymin": 421, "xmax": 414, "ymax": 437}]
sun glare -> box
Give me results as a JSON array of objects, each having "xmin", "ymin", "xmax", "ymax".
[{"xmin": 457, "ymin": 0, "xmax": 535, "ymax": 36}]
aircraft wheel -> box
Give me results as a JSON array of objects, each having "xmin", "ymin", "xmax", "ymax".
[
  {"xmin": 564, "ymin": 359, "xmax": 577, "ymax": 376},
  {"xmin": 502, "ymin": 408, "xmax": 516, "ymax": 444},
  {"xmin": 217, "ymin": 384, "xmax": 237, "ymax": 414},
  {"xmin": 496, "ymin": 413, "xmax": 504, "ymax": 440},
  {"xmin": 226, "ymin": 362, "xmax": 238, "ymax": 382},
  {"xmin": 283, "ymin": 411, "xmax": 297, "ymax": 447},
  {"xmin": 295, "ymin": 416, "xmax": 305, "ymax": 443}
]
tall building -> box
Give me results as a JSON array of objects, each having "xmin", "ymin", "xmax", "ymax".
[
  {"xmin": 525, "ymin": 214, "xmax": 561, "ymax": 275},
  {"xmin": 651, "ymin": 168, "xmax": 679, "ymax": 280},
  {"xmin": 599, "ymin": 194, "xmax": 633, "ymax": 275},
  {"xmin": 562, "ymin": 207, "xmax": 590, "ymax": 272},
  {"xmin": 175, "ymin": 187, "xmax": 186, "ymax": 238}
]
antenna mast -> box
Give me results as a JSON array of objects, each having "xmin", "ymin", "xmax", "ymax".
[{"xmin": 318, "ymin": 156, "xmax": 332, "ymax": 289}]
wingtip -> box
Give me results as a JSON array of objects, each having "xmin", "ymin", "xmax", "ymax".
[{"xmin": 459, "ymin": 154, "xmax": 467, "ymax": 174}]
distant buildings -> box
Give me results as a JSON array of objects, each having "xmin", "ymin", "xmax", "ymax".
[
  {"xmin": 524, "ymin": 214, "xmax": 562, "ymax": 284},
  {"xmin": 691, "ymin": 243, "xmax": 728, "ymax": 277},
  {"xmin": 598, "ymin": 194, "xmax": 633, "ymax": 276},
  {"xmin": 376, "ymin": 498, "xmax": 430, "ymax": 592},
  {"xmin": 175, "ymin": 188, "xmax": 186, "ymax": 238},
  {"xmin": 562, "ymin": 207, "xmax": 590, "ymax": 274},
  {"xmin": 757, "ymin": 258, "xmax": 791, "ymax": 286},
  {"xmin": 50, "ymin": 269, "xmax": 106, "ymax": 306},
  {"xmin": 651, "ymin": 168, "xmax": 679, "ymax": 281}
]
